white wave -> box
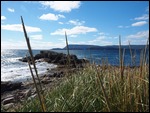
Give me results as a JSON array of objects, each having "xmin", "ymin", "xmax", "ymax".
[{"xmin": 1, "ymin": 61, "xmax": 57, "ymax": 82}]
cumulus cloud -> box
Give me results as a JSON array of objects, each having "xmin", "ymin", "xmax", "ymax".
[
  {"xmin": 8, "ymin": 8, "xmax": 15, "ymax": 12},
  {"xmin": 39, "ymin": 13, "xmax": 65, "ymax": 21},
  {"xmin": 58, "ymin": 14, "xmax": 65, "ymax": 18},
  {"xmin": 127, "ymin": 30, "xmax": 149, "ymax": 39},
  {"xmin": 1, "ymin": 24, "xmax": 42, "ymax": 33},
  {"xmin": 39, "ymin": 1, "xmax": 81, "ymax": 12},
  {"xmin": 58, "ymin": 22, "xmax": 64, "ymax": 24},
  {"xmin": 131, "ymin": 21, "xmax": 147, "ymax": 27},
  {"xmin": 51, "ymin": 26, "xmax": 97, "ymax": 36},
  {"xmin": 30, "ymin": 35, "xmax": 43, "ymax": 40},
  {"xmin": 68, "ymin": 19, "xmax": 85, "ymax": 26},
  {"xmin": 70, "ymin": 20, "xmax": 85, "ymax": 26},
  {"xmin": 1, "ymin": 16, "xmax": 6, "ymax": 20},
  {"xmin": 134, "ymin": 14, "xmax": 149, "ymax": 20}
]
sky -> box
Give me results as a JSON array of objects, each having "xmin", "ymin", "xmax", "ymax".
[{"xmin": 1, "ymin": 1, "xmax": 149, "ymax": 49}]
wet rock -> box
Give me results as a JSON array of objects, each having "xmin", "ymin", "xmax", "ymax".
[
  {"xmin": 19, "ymin": 50, "xmax": 89, "ymax": 67},
  {"xmin": 45, "ymin": 72, "xmax": 55, "ymax": 77},
  {"xmin": 1, "ymin": 81, "xmax": 22, "ymax": 93},
  {"xmin": 24, "ymin": 89, "xmax": 32, "ymax": 98},
  {"xmin": 34, "ymin": 54, "xmax": 43, "ymax": 60},
  {"xmin": 41, "ymin": 77, "xmax": 52, "ymax": 84},
  {"xmin": 1, "ymin": 94, "xmax": 14, "ymax": 102},
  {"xmin": 2, "ymin": 97, "xmax": 15, "ymax": 105},
  {"xmin": 55, "ymin": 71, "xmax": 64, "ymax": 77},
  {"xmin": 19, "ymin": 56, "xmax": 31, "ymax": 62},
  {"xmin": 17, "ymin": 89, "xmax": 32, "ymax": 99}
]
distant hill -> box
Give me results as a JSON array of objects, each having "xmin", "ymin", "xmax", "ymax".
[
  {"xmin": 51, "ymin": 48, "xmax": 62, "ymax": 50},
  {"xmin": 63, "ymin": 44, "xmax": 149, "ymax": 50},
  {"xmin": 63, "ymin": 45, "xmax": 103, "ymax": 50},
  {"xmin": 51, "ymin": 44, "xmax": 148, "ymax": 50}
]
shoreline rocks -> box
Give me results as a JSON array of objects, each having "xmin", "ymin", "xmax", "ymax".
[
  {"xmin": 1, "ymin": 51, "xmax": 89, "ymax": 111},
  {"xmin": 1, "ymin": 66, "xmax": 82, "ymax": 111},
  {"xmin": 1, "ymin": 81, "xmax": 23, "ymax": 93},
  {"xmin": 19, "ymin": 50, "xmax": 89, "ymax": 68}
]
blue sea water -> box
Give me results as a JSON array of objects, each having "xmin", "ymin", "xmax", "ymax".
[
  {"xmin": 53, "ymin": 49, "xmax": 147, "ymax": 66},
  {"xmin": 1, "ymin": 49, "xmax": 57, "ymax": 82},
  {"xmin": 1, "ymin": 49, "xmax": 149, "ymax": 82}
]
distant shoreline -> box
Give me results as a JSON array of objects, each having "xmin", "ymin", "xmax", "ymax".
[{"xmin": 2, "ymin": 44, "xmax": 148, "ymax": 50}]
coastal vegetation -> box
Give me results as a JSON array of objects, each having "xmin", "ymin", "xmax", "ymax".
[
  {"xmin": 17, "ymin": 30, "xmax": 149, "ymax": 111},
  {"xmin": 14, "ymin": 62, "xmax": 149, "ymax": 112},
  {"xmin": 1, "ymin": 17, "xmax": 149, "ymax": 112},
  {"xmin": 5, "ymin": 37, "xmax": 149, "ymax": 112}
]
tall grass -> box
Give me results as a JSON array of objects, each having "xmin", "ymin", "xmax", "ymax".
[
  {"xmin": 15, "ymin": 33, "xmax": 149, "ymax": 112},
  {"xmin": 16, "ymin": 47, "xmax": 149, "ymax": 112},
  {"xmin": 21, "ymin": 16, "xmax": 46, "ymax": 112},
  {"xmin": 65, "ymin": 31, "xmax": 70, "ymax": 68},
  {"xmin": 16, "ymin": 62, "xmax": 149, "ymax": 112}
]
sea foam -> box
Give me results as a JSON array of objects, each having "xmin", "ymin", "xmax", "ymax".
[{"xmin": 1, "ymin": 61, "xmax": 57, "ymax": 82}]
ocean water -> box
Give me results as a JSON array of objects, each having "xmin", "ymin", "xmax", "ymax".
[
  {"xmin": 53, "ymin": 49, "xmax": 146, "ymax": 66},
  {"xmin": 1, "ymin": 49, "xmax": 57, "ymax": 82},
  {"xmin": 1, "ymin": 49, "xmax": 149, "ymax": 82}
]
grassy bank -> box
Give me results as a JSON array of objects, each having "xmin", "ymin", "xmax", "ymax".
[{"xmin": 14, "ymin": 63, "xmax": 149, "ymax": 112}]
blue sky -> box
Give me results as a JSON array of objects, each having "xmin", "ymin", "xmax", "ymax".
[{"xmin": 1, "ymin": 1, "xmax": 149, "ymax": 49}]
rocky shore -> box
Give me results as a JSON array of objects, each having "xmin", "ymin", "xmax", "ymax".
[
  {"xmin": 1, "ymin": 50, "xmax": 89, "ymax": 111},
  {"xmin": 19, "ymin": 50, "xmax": 89, "ymax": 68}
]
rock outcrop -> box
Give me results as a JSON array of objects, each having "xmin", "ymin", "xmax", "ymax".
[
  {"xmin": 1, "ymin": 81, "xmax": 22, "ymax": 93},
  {"xmin": 19, "ymin": 50, "xmax": 89, "ymax": 68}
]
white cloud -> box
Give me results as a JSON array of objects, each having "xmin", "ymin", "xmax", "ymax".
[
  {"xmin": 8, "ymin": 8, "xmax": 15, "ymax": 12},
  {"xmin": 87, "ymin": 33, "xmax": 118, "ymax": 45},
  {"xmin": 127, "ymin": 30, "xmax": 149, "ymax": 39},
  {"xmin": 39, "ymin": 1, "xmax": 81, "ymax": 12},
  {"xmin": 68, "ymin": 20, "xmax": 85, "ymax": 26},
  {"xmin": 118, "ymin": 25, "xmax": 123, "ymax": 28},
  {"xmin": 58, "ymin": 38, "xmax": 65, "ymax": 41},
  {"xmin": 113, "ymin": 36, "xmax": 118, "ymax": 39},
  {"xmin": 88, "ymin": 36, "xmax": 105, "ymax": 43},
  {"xmin": 118, "ymin": 25, "xmax": 130, "ymax": 28},
  {"xmin": 134, "ymin": 14, "xmax": 149, "ymax": 20},
  {"xmin": 131, "ymin": 21, "xmax": 147, "ymax": 27},
  {"xmin": 58, "ymin": 14, "xmax": 65, "ymax": 18},
  {"xmin": 88, "ymin": 36, "xmax": 113, "ymax": 45},
  {"xmin": 1, "ymin": 16, "xmax": 6, "ymax": 20},
  {"xmin": 70, "ymin": 35, "xmax": 77, "ymax": 38},
  {"xmin": 24, "ymin": 1, "xmax": 38, "ymax": 3},
  {"xmin": 30, "ymin": 35, "xmax": 43, "ymax": 40},
  {"xmin": 123, "ymin": 39, "xmax": 148, "ymax": 45},
  {"xmin": 1, "ymin": 40, "xmax": 27, "ymax": 49},
  {"xmin": 1, "ymin": 24, "xmax": 42, "ymax": 33},
  {"xmin": 98, "ymin": 32, "xmax": 105, "ymax": 35},
  {"xmin": 1, "ymin": 40, "xmax": 65, "ymax": 49},
  {"xmin": 39, "ymin": 13, "xmax": 65, "ymax": 21},
  {"xmin": 58, "ymin": 22, "xmax": 63, "ymax": 24},
  {"xmin": 51, "ymin": 26, "xmax": 97, "ymax": 36}
]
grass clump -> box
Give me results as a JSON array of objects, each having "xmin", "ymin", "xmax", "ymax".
[{"xmin": 16, "ymin": 63, "xmax": 149, "ymax": 112}]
